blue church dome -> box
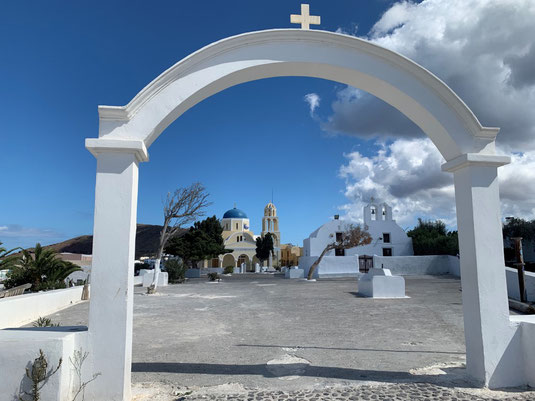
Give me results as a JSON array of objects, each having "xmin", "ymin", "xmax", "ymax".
[{"xmin": 223, "ymin": 207, "xmax": 248, "ymax": 219}]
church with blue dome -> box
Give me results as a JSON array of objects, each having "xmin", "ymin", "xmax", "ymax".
[{"xmin": 201, "ymin": 203, "xmax": 281, "ymax": 271}]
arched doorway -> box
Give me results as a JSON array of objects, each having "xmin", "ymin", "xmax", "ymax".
[
  {"xmin": 86, "ymin": 29, "xmax": 516, "ymax": 400},
  {"xmin": 222, "ymin": 254, "xmax": 235, "ymax": 269},
  {"xmin": 237, "ymin": 254, "xmax": 251, "ymax": 272}
]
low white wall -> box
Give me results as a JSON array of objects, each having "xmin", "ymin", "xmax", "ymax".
[
  {"xmin": 299, "ymin": 256, "xmax": 359, "ymax": 278},
  {"xmin": 0, "ymin": 286, "xmax": 85, "ymax": 329},
  {"xmin": 521, "ymin": 318, "xmax": 535, "ymax": 386},
  {"xmin": 373, "ymin": 255, "xmax": 460, "ymax": 277},
  {"xmin": 506, "ymin": 267, "xmax": 535, "ymax": 302},
  {"xmin": 0, "ymin": 327, "xmax": 88, "ymax": 401}
]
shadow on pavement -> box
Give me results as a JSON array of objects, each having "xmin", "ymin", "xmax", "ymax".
[{"xmin": 235, "ymin": 343, "xmax": 465, "ymax": 355}]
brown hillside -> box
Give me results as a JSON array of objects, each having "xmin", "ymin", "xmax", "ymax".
[{"xmin": 43, "ymin": 224, "xmax": 185, "ymax": 259}]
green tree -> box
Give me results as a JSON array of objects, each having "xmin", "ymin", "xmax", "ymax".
[
  {"xmin": 502, "ymin": 217, "xmax": 535, "ymax": 241},
  {"xmin": 502, "ymin": 217, "xmax": 535, "ymax": 263},
  {"xmin": 0, "ymin": 241, "xmax": 21, "ymax": 271},
  {"xmin": 163, "ymin": 258, "xmax": 186, "ymax": 283},
  {"xmin": 407, "ymin": 219, "xmax": 459, "ymax": 256},
  {"xmin": 166, "ymin": 216, "xmax": 230, "ymax": 268},
  {"xmin": 255, "ymin": 233, "xmax": 274, "ymax": 266},
  {"xmin": 4, "ymin": 243, "xmax": 81, "ymax": 291}
]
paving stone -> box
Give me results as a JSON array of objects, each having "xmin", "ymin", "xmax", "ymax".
[{"xmin": 180, "ymin": 383, "xmax": 534, "ymax": 401}]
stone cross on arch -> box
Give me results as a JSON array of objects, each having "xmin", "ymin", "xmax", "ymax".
[{"xmin": 290, "ymin": 4, "xmax": 321, "ymax": 30}]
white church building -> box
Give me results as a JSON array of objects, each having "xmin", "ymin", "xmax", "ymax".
[{"xmin": 300, "ymin": 201, "xmax": 413, "ymax": 278}]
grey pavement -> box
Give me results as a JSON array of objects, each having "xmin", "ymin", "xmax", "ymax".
[{"xmin": 44, "ymin": 274, "xmax": 533, "ymax": 399}]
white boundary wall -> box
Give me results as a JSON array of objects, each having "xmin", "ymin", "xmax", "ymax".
[
  {"xmin": 373, "ymin": 255, "xmax": 461, "ymax": 277},
  {"xmin": 0, "ymin": 286, "xmax": 85, "ymax": 329},
  {"xmin": 299, "ymin": 255, "xmax": 359, "ymax": 278},
  {"xmin": 0, "ymin": 328, "xmax": 88, "ymax": 401},
  {"xmin": 506, "ymin": 267, "xmax": 535, "ymax": 302}
]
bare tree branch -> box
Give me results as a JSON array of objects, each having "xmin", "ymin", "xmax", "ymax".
[{"xmin": 148, "ymin": 183, "xmax": 211, "ymax": 294}]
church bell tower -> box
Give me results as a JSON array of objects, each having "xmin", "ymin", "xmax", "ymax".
[{"xmin": 262, "ymin": 202, "xmax": 281, "ymax": 266}]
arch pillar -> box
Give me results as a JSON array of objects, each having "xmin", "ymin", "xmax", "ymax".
[
  {"xmin": 85, "ymin": 139, "xmax": 148, "ymax": 401},
  {"xmin": 443, "ymin": 153, "xmax": 519, "ymax": 387}
]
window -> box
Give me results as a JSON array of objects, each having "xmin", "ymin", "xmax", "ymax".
[
  {"xmin": 383, "ymin": 233, "xmax": 391, "ymax": 243},
  {"xmin": 335, "ymin": 248, "xmax": 345, "ymax": 256},
  {"xmin": 335, "ymin": 232, "xmax": 343, "ymax": 242},
  {"xmin": 382, "ymin": 248, "xmax": 392, "ymax": 256},
  {"xmin": 236, "ymin": 223, "xmax": 238, "ymax": 230}
]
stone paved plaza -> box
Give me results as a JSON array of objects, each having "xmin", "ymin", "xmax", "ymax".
[{"xmin": 46, "ymin": 274, "xmax": 533, "ymax": 400}]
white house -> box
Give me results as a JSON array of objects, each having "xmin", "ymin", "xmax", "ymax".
[{"xmin": 300, "ymin": 201, "xmax": 413, "ymax": 277}]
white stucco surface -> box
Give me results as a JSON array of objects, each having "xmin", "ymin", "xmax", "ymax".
[
  {"xmin": 358, "ymin": 268, "xmax": 406, "ymax": 298},
  {"xmin": 299, "ymin": 255, "xmax": 359, "ymax": 278},
  {"xmin": 303, "ymin": 213, "xmax": 413, "ymax": 259},
  {"xmin": 373, "ymin": 255, "xmax": 460, "ymax": 277},
  {"xmin": 0, "ymin": 327, "xmax": 88, "ymax": 401},
  {"xmin": 505, "ymin": 267, "xmax": 535, "ymax": 302},
  {"xmin": 142, "ymin": 271, "xmax": 168, "ymax": 287},
  {"xmin": 284, "ymin": 268, "xmax": 304, "ymax": 279},
  {"xmin": 0, "ymin": 286, "xmax": 85, "ymax": 329}
]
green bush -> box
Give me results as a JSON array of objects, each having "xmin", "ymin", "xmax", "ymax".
[
  {"xmin": 223, "ymin": 266, "xmax": 234, "ymax": 274},
  {"xmin": 407, "ymin": 219, "xmax": 459, "ymax": 256},
  {"xmin": 33, "ymin": 317, "xmax": 60, "ymax": 327},
  {"xmin": 164, "ymin": 259, "xmax": 186, "ymax": 283},
  {"xmin": 207, "ymin": 272, "xmax": 220, "ymax": 281},
  {"xmin": 4, "ymin": 243, "xmax": 81, "ymax": 292}
]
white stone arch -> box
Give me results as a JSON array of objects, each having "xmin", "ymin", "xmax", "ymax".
[
  {"xmin": 222, "ymin": 253, "xmax": 235, "ymax": 268},
  {"xmin": 85, "ymin": 29, "xmax": 524, "ymax": 400}
]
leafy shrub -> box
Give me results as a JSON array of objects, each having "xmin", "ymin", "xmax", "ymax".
[
  {"xmin": 223, "ymin": 266, "xmax": 234, "ymax": 274},
  {"xmin": 33, "ymin": 317, "xmax": 60, "ymax": 327},
  {"xmin": 164, "ymin": 258, "xmax": 186, "ymax": 283},
  {"xmin": 407, "ymin": 219, "xmax": 459, "ymax": 256},
  {"xmin": 207, "ymin": 272, "xmax": 220, "ymax": 281},
  {"xmin": 4, "ymin": 243, "xmax": 81, "ymax": 292}
]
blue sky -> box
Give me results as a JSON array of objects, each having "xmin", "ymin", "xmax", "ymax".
[{"xmin": 2, "ymin": 0, "xmax": 535, "ymax": 250}]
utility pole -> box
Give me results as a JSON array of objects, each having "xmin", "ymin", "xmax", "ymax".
[{"xmin": 512, "ymin": 237, "xmax": 527, "ymax": 302}]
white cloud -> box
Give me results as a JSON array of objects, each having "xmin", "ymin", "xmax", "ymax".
[
  {"xmin": 338, "ymin": 138, "xmax": 535, "ymax": 229},
  {"xmin": 322, "ymin": 0, "xmax": 535, "ymax": 226},
  {"xmin": 303, "ymin": 93, "xmax": 320, "ymax": 116},
  {"xmin": 0, "ymin": 224, "xmax": 62, "ymax": 238},
  {"xmin": 338, "ymin": 138, "xmax": 456, "ymax": 228}
]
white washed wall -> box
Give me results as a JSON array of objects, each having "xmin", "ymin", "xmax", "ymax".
[
  {"xmin": 0, "ymin": 287, "xmax": 85, "ymax": 329},
  {"xmin": 373, "ymin": 255, "xmax": 460, "ymax": 276},
  {"xmin": 299, "ymin": 255, "xmax": 359, "ymax": 278},
  {"xmin": 506, "ymin": 267, "xmax": 535, "ymax": 302}
]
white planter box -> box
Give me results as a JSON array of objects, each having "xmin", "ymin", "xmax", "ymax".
[
  {"xmin": 285, "ymin": 268, "xmax": 304, "ymax": 279},
  {"xmin": 142, "ymin": 272, "xmax": 168, "ymax": 287},
  {"xmin": 358, "ymin": 268, "xmax": 406, "ymax": 298}
]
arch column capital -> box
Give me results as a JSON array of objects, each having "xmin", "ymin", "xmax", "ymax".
[
  {"xmin": 441, "ymin": 153, "xmax": 510, "ymax": 173},
  {"xmin": 86, "ymin": 138, "xmax": 149, "ymax": 163}
]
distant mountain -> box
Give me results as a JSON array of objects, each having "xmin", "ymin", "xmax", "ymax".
[{"xmin": 44, "ymin": 224, "xmax": 185, "ymax": 259}]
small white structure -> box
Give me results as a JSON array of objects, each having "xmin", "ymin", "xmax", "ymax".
[
  {"xmin": 300, "ymin": 255, "xmax": 360, "ymax": 278},
  {"xmin": 300, "ymin": 202, "xmax": 412, "ymax": 277},
  {"xmin": 302, "ymin": 202, "xmax": 412, "ymax": 260},
  {"xmin": 142, "ymin": 271, "xmax": 168, "ymax": 287},
  {"xmin": 358, "ymin": 268, "xmax": 406, "ymax": 298},
  {"xmin": 285, "ymin": 267, "xmax": 304, "ymax": 279}
]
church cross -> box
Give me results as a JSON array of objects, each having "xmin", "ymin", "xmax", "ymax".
[{"xmin": 290, "ymin": 4, "xmax": 321, "ymax": 30}]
